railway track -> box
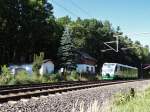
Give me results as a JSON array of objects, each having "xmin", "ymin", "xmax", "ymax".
[{"xmin": 0, "ymin": 80, "xmax": 142, "ymax": 103}]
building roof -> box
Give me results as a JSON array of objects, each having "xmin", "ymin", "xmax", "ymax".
[
  {"xmin": 43, "ymin": 59, "xmax": 53, "ymax": 63},
  {"xmin": 76, "ymin": 51, "xmax": 97, "ymax": 61},
  {"xmin": 143, "ymin": 65, "xmax": 150, "ymax": 70}
]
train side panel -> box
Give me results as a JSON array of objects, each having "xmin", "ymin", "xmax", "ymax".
[{"xmin": 102, "ymin": 63, "xmax": 138, "ymax": 80}]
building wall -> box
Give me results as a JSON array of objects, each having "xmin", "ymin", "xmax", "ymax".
[
  {"xmin": 9, "ymin": 62, "xmax": 54, "ymax": 75},
  {"xmin": 39, "ymin": 62, "xmax": 54, "ymax": 75},
  {"xmin": 76, "ymin": 64, "xmax": 95, "ymax": 74}
]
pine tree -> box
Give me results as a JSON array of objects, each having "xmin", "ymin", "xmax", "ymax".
[{"xmin": 58, "ymin": 26, "xmax": 76, "ymax": 69}]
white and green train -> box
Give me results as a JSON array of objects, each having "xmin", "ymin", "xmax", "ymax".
[{"xmin": 102, "ymin": 63, "xmax": 138, "ymax": 80}]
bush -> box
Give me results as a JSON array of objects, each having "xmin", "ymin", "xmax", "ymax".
[
  {"xmin": 15, "ymin": 71, "xmax": 51, "ymax": 84},
  {"xmin": 111, "ymin": 88, "xmax": 150, "ymax": 112},
  {"xmin": 78, "ymin": 73, "xmax": 97, "ymax": 81},
  {"xmin": 0, "ymin": 65, "xmax": 12, "ymax": 85},
  {"xmin": 7, "ymin": 78, "xmax": 17, "ymax": 85},
  {"xmin": 32, "ymin": 52, "xmax": 44, "ymax": 75},
  {"xmin": 0, "ymin": 65, "xmax": 60, "ymax": 85},
  {"xmin": 96, "ymin": 74, "xmax": 102, "ymax": 80},
  {"xmin": 67, "ymin": 71, "xmax": 79, "ymax": 81},
  {"xmin": 113, "ymin": 88, "xmax": 135, "ymax": 105},
  {"xmin": 15, "ymin": 71, "xmax": 31, "ymax": 84},
  {"xmin": 49, "ymin": 73, "xmax": 63, "ymax": 82}
]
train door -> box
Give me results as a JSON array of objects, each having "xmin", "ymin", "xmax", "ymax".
[{"xmin": 115, "ymin": 65, "xmax": 120, "ymax": 78}]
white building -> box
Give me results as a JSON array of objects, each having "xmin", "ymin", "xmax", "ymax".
[
  {"xmin": 75, "ymin": 51, "xmax": 97, "ymax": 74},
  {"xmin": 39, "ymin": 59, "xmax": 54, "ymax": 75},
  {"xmin": 76, "ymin": 64, "xmax": 95, "ymax": 73},
  {"xmin": 9, "ymin": 59, "xmax": 54, "ymax": 75}
]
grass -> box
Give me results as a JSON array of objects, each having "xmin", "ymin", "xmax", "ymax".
[
  {"xmin": 0, "ymin": 65, "xmax": 101, "ymax": 85},
  {"xmin": 71, "ymin": 100, "xmax": 101, "ymax": 112},
  {"xmin": 110, "ymin": 88, "xmax": 150, "ymax": 112},
  {"xmin": 71, "ymin": 87, "xmax": 150, "ymax": 112}
]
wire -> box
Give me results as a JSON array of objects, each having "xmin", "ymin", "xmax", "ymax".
[
  {"xmin": 69, "ymin": 0, "xmax": 92, "ymax": 17},
  {"xmin": 127, "ymin": 32, "xmax": 150, "ymax": 36},
  {"xmin": 51, "ymin": 0, "xmax": 79, "ymax": 18}
]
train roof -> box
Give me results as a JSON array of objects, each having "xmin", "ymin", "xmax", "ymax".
[{"xmin": 103, "ymin": 63, "xmax": 137, "ymax": 69}]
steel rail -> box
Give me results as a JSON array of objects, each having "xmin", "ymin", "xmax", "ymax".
[
  {"xmin": 0, "ymin": 80, "xmax": 142, "ymax": 103},
  {"xmin": 0, "ymin": 80, "xmax": 114, "ymax": 95}
]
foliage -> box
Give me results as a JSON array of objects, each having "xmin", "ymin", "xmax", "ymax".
[
  {"xmin": 1, "ymin": 65, "xmax": 11, "ymax": 76},
  {"xmin": 67, "ymin": 71, "xmax": 79, "ymax": 81},
  {"xmin": 0, "ymin": 65, "xmax": 54, "ymax": 85},
  {"xmin": 32, "ymin": 52, "xmax": 44, "ymax": 75},
  {"xmin": 0, "ymin": 65, "xmax": 12, "ymax": 85},
  {"xmin": 15, "ymin": 71, "xmax": 31, "ymax": 84},
  {"xmin": 111, "ymin": 88, "xmax": 150, "ymax": 112},
  {"xmin": 113, "ymin": 88, "xmax": 135, "ymax": 105},
  {"xmin": 49, "ymin": 73, "xmax": 62, "ymax": 82},
  {"xmin": 113, "ymin": 93, "xmax": 132, "ymax": 105},
  {"xmin": 57, "ymin": 26, "xmax": 77, "ymax": 69},
  {"xmin": 0, "ymin": 0, "xmax": 61, "ymax": 65},
  {"xmin": 79, "ymin": 73, "xmax": 97, "ymax": 81},
  {"xmin": 72, "ymin": 100, "xmax": 101, "ymax": 112},
  {"xmin": 96, "ymin": 74, "xmax": 102, "ymax": 80}
]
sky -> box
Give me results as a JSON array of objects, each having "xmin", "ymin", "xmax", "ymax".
[{"xmin": 49, "ymin": 0, "xmax": 150, "ymax": 46}]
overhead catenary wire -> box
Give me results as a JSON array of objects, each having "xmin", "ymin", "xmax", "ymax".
[
  {"xmin": 69, "ymin": 0, "xmax": 92, "ymax": 17},
  {"xmin": 51, "ymin": 0, "xmax": 79, "ymax": 18},
  {"xmin": 126, "ymin": 32, "xmax": 150, "ymax": 36},
  {"xmin": 101, "ymin": 33, "xmax": 147, "ymax": 53}
]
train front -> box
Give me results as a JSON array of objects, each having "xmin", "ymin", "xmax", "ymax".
[{"xmin": 102, "ymin": 63, "xmax": 116, "ymax": 80}]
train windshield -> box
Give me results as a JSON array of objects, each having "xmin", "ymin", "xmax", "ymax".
[{"xmin": 102, "ymin": 63, "xmax": 116, "ymax": 73}]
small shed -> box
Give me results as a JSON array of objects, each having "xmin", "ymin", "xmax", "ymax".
[{"xmin": 39, "ymin": 59, "xmax": 54, "ymax": 75}]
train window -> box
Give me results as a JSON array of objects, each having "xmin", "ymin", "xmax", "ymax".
[
  {"xmin": 120, "ymin": 66, "xmax": 123, "ymax": 71},
  {"xmin": 115, "ymin": 66, "xmax": 118, "ymax": 72},
  {"xmin": 122, "ymin": 67, "xmax": 125, "ymax": 71},
  {"xmin": 117, "ymin": 66, "xmax": 120, "ymax": 71}
]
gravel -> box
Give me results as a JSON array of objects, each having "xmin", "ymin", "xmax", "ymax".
[{"xmin": 1, "ymin": 80, "xmax": 150, "ymax": 112}]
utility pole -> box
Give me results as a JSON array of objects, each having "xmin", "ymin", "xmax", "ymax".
[
  {"xmin": 141, "ymin": 63, "xmax": 143, "ymax": 79},
  {"xmin": 114, "ymin": 34, "xmax": 119, "ymax": 52},
  {"xmin": 101, "ymin": 33, "xmax": 143, "ymax": 53},
  {"xmin": 101, "ymin": 33, "xmax": 120, "ymax": 53}
]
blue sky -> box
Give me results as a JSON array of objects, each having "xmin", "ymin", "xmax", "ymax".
[{"xmin": 49, "ymin": 0, "xmax": 150, "ymax": 46}]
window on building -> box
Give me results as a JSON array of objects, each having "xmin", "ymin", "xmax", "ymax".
[
  {"xmin": 91, "ymin": 67, "xmax": 94, "ymax": 72},
  {"xmin": 86, "ymin": 66, "xmax": 89, "ymax": 72}
]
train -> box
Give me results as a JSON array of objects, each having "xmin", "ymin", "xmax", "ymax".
[{"xmin": 101, "ymin": 63, "xmax": 138, "ymax": 80}]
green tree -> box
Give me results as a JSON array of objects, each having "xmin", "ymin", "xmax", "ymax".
[
  {"xmin": 0, "ymin": 0, "xmax": 59, "ymax": 65},
  {"xmin": 58, "ymin": 26, "xmax": 76, "ymax": 69},
  {"xmin": 56, "ymin": 16, "xmax": 71, "ymax": 26}
]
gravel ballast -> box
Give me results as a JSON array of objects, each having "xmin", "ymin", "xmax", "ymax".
[{"xmin": 1, "ymin": 80, "xmax": 150, "ymax": 112}]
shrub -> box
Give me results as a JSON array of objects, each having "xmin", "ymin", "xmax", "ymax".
[
  {"xmin": 8, "ymin": 78, "xmax": 17, "ymax": 85},
  {"xmin": 113, "ymin": 88, "xmax": 135, "ymax": 105},
  {"xmin": 72, "ymin": 100, "xmax": 101, "ymax": 112},
  {"xmin": 96, "ymin": 74, "xmax": 102, "ymax": 80},
  {"xmin": 49, "ymin": 73, "xmax": 62, "ymax": 82},
  {"xmin": 67, "ymin": 71, "xmax": 79, "ymax": 81},
  {"xmin": 0, "ymin": 65, "xmax": 12, "ymax": 85},
  {"xmin": 15, "ymin": 71, "xmax": 31, "ymax": 84},
  {"xmin": 32, "ymin": 52, "xmax": 44, "ymax": 75},
  {"xmin": 78, "ymin": 73, "xmax": 97, "ymax": 81},
  {"xmin": 14, "ymin": 71, "xmax": 51, "ymax": 84}
]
